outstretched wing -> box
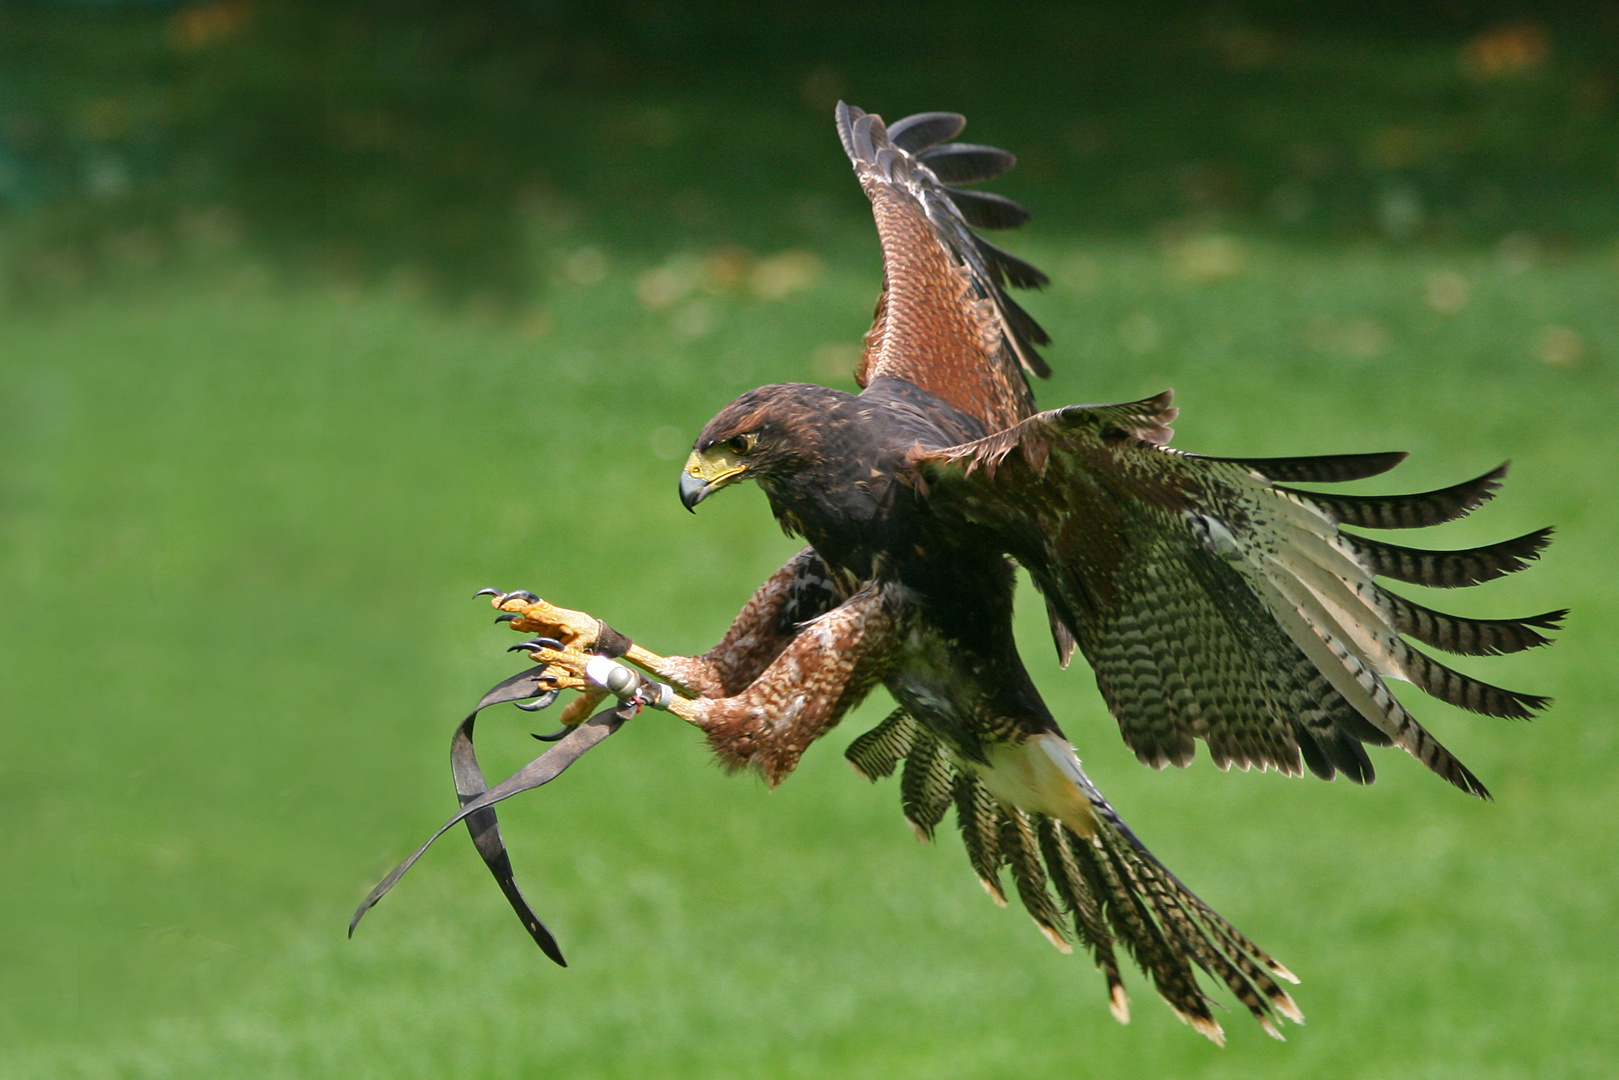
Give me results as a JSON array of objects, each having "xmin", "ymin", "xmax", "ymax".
[
  {"xmin": 837, "ymin": 102, "xmax": 1051, "ymax": 435},
  {"xmin": 913, "ymin": 393, "xmax": 1561, "ymax": 797}
]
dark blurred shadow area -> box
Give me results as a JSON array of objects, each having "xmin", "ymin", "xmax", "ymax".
[{"xmin": 2, "ymin": 0, "xmax": 1616, "ymax": 308}]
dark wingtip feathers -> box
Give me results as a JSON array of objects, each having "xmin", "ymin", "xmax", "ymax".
[
  {"xmin": 1406, "ymin": 644, "xmax": 1553, "ymax": 719},
  {"xmin": 1386, "ymin": 592, "xmax": 1566, "ymax": 656},
  {"xmin": 1351, "ymin": 526, "xmax": 1554, "ymax": 589},
  {"xmin": 834, "ymin": 100, "xmax": 855, "ymax": 156},
  {"xmin": 975, "ymin": 236, "xmax": 1050, "ymax": 290},
  {"xmin": 1293, "ymin": 722, "xmax": 1378, "ymax": 785},
  {"xmin": 918, "ymin": 142, "xmax": 1017, "ymax": 185},
  {"xmin": 944, "ymin": 187, "xmax": 1032, "ymax": 230},
  {"xmin": 1283, "ymin": 462, "xmax": 1510, "ymax": 530},
  {"xmin": 1211, "ymin": 450, "xmax": 1410, "ymax": 484},
  {"xmin": 886, "ymin": 110, "xmax": 967, "ymax": 153},
  {"xmin": 1452, "ymin": 762, "xmax": 1494, "ymax": 800},
  {"xmin": 836, "ymin": 102, "xmax": 885, "ymax": 167}
]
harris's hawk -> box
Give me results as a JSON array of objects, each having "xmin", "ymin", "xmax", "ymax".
[{"xmin": 354, "ymin": 103, "xmax": 1561, "ymax": 1044}]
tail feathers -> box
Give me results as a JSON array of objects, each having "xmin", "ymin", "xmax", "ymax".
[
  {"xmin": 1038, "ymin": 817, "xmax": 1126, "ymax": 1015},
  {"xmin": 845, "ymin": 707, "xmax": 917, "ymax": 779},
  {"xmin": 1072, "ymin": 815, "xmax": 1225, "ymax": 1039},
  {"xmin": 1079, "ymin": 805, "xmax": 1302, "ymax": 1042},
  {"xmin": 954, "ymin": 771, "xmax": 1009, "ymax": 905},
  {"xmin": 1000, "ymin": 808, "xmax": 1072, "ymax": 954},
  {"xmin": 900, "ymin": 728, "xmax": 957, "ymax": 839},
  {"xmin": 873, "ymin": 739, "xmax": 1297, "ymax": 1041}
]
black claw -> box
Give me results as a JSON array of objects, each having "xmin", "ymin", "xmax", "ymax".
[
  {"xmin": 505, "ymin": 590, "xmax": 539, "ymax": 603},
  {"xmin": 515, "ymin": 690, "xmax": 561, "ymax": 713},
  {"xmin": 507, "ymin": 636, "xmax": 562, "ymax": 654},
  {"xmin": 474, "ymin": 587, "xmax": 502, "ymax": 598},
  {"xmin": 494, "ymin": 612, "xmax": 518, "ymax": 623},
  {"xmin": 530, "ymin": 725, "xmax": 570, "ymax": 740}
]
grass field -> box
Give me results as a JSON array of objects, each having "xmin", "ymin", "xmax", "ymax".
[{"xmin": 1, "ymin": 223, "xmax": 1613, "ymax": 1077}]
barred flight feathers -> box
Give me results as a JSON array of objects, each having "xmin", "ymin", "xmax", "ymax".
[
  {"xmin": 836, "ymin": 102, "xmax": 1051, "ymax": 434},
  {"xmin": 1342, "ymin": 527, "xmax": 1554, "ymax": 589},
  {"xmin": 1278, "ymin": 462, "xmax": 1508, "ymax": 530},
  {"xmin": 913, "ymin": 396, "xmax": 1556, "ymax": 798},
  {"xmin": 1383, "ymin": 593, "xmax": 1565, "ymax": 656},
  {"xmin": 1186, "ymin": 450, "xmax": 1408, "ymax": 483},
  {"xmin": 1392, "ymin": 641, "xmax": 1549, "ymax": 719}
]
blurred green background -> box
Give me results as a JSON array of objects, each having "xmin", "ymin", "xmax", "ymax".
[{"xmin": 1, "ymin": 2, "xmax": 1614, "ymax": 1077}]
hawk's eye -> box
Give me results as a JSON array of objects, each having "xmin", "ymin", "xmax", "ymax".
[{"xmin": 727, "ymin": 434, "xmax": 756, "ymax": 456}]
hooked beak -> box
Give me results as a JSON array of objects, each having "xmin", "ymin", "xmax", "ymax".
[
  {"xmin": 680, "ymin": 447, "xmax": 747, "ymax": 513},
  {"xmin": 679, "ymin": 470, "xmax": 713, "ymax": 512}
]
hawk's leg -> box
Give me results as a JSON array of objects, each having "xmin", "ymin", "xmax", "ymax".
[
  {"xmin": 483, "ymin": 600, "xmax": 653, "ymax": 727},
  {"xmin": 484, "ymin": 547, "xmax": 850, "ymax": 726},
  {"xmin": 662, "ymin": 588, "xmax": 894, "ymax": 784},
  {"xmin": 490, "ymin": 592, "xmax": 675, "ymax": 723},
  {"xmin": 511, "ymin": 586, "xmax": 893, "ymax": 786}
]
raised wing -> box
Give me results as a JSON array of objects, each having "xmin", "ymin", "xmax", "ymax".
[
  {"xmin": 913, "ymin": 393, "xmax": 1561, "ymax": 797},
  {"xmin": 836, "ymin": 103, "xmax": 1051, "ymax": 435}
]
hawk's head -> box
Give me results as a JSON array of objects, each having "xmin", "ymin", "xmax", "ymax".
[{"xmin": 680, "ymin": 383, "xmax": 845, "ymax": 511}]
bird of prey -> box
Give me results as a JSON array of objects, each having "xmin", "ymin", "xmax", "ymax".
[{"xmin": 354, "ymin": 103, "xmax": 1560, "ymax": 1044}]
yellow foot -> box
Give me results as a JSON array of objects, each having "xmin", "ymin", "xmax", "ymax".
[
  {"xmin": 477, "ymin": 588, "xmax": 679, "ymax": 717},
  {"xmin": 478, "ymin": 589, "xmax": 603, "ymax": 651}
]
